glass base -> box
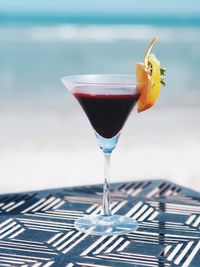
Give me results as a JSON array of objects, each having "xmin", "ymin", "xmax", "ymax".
[{"xmin": 74, "ymin": 214, "xmax": 138, "ymax": 236}]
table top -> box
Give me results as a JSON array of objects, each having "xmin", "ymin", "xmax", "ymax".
[{"xmin": 0, "ymin": 180, "xmax": 199, "ymax": 267}]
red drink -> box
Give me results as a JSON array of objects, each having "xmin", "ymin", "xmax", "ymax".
[{"xmin": 74, "ymin": 86, "xmax": 139, "ymax": 138}]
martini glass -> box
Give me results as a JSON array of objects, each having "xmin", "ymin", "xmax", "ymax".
[{"xmin": 61, "ymin": 74, "xmax": 141, "ymax": 236}]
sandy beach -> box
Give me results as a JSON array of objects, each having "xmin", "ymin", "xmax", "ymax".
[
  {"xmin": 0, "ymin": 104, "xmax": 199, "ymax": 194},
  {"xmin": 0, "ymin": 20, "xmax": 199, "ymax": 194}
]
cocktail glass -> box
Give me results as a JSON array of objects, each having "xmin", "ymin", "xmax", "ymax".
[{"xmin": 62, "ymin": 74, "xmax": 142, "ymax": 236}]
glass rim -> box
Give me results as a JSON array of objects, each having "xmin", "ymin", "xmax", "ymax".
[
  {"xmin": 62, "ymin": 74, "xmax": 136, "ymax": 78},
  {"xmin": 61, "ymin": 74, "xmax": 140, "ymax": 86}
]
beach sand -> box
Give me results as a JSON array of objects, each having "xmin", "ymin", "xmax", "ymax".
[
  {"xmin": 0, "ymin": 23, "xmax": 200, "ymax": 193},
  {"xmin": 0, "ymin": 104, "xmax": 199, "ymax": 194}
]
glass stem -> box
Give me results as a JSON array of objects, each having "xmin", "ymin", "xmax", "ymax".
[{"xmin": 101, "ymin": 153, "xmax": 112, "ymax": 216}]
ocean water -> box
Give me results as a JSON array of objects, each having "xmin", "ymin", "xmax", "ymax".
[
  {"xmin": 0, "ymin": 22, "xmax": 200, "ymax": 109},
  {"xmin": 0, "ymin": 17, "xmax": 200, "ymax": 192}
]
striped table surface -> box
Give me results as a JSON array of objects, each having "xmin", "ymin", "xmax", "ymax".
[{"xmin": 0, "ymin": 180, "xmax": 199, "ymax": 267}]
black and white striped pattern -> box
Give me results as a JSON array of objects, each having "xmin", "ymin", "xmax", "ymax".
[
  {"xmin": 0, "ymin": 219, "xmax": 25, "ymax": 239},
  {"xmin": 0, "ymin": 180, "xmax": 198, "ymax": 266},
  {"xmin": 164, "ymin": 240, "xmax": 200, "ymax": 267},
  {"xmin": 22, "ymin": 196, "xmax": 65, "ymax": 214}
]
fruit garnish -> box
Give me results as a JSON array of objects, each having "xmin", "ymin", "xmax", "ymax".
[{"xmin": 136, "ymin": 36, "xmax": 166, "ymax": 112}]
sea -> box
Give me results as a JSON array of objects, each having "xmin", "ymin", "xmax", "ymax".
[
  {"xmin": 0, "ymin": 14, "xmax": 200, "ymax": 108},
  {"xmin": 0, "ymin": 14, "xmax": 200, "ymax": 193}
]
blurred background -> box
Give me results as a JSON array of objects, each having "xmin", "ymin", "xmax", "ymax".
[{"xmin": 0, "ymin": 0, "xmax": 200, "ymax": 193}]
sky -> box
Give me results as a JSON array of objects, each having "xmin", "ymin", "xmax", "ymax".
[{"xmin": 1, "ymin": 0, "xmax": 200, "ymax": 15}]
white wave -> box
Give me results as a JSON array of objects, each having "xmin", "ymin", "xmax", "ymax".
[{"xmin": 0, "ymin": 24, "xmax": 200, "ymax": 43}]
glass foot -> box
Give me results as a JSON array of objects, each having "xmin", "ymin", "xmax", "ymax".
[{"xmin": 74, "ymin": 214, "xmax": 138, "ymax": 236}]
